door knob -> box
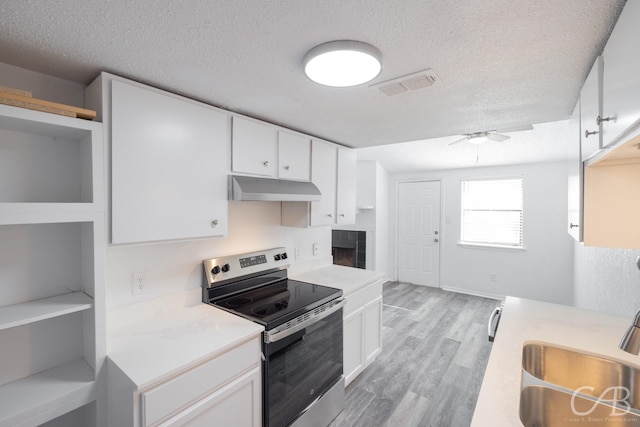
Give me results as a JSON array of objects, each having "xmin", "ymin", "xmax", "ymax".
[
  {"xmin": 434, "ymin": 238, "xmax": 439, "ymax": 243},
  {"xmin": 584, "ymin": 130, "xmax": 598, "ymax": 138}
]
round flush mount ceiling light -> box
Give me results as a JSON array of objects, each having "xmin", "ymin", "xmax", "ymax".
[{"xmin": 303, "ymin": 41, "xmax": 382, "ymax": 87}]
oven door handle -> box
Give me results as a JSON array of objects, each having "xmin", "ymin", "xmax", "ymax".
[{"xmin": 265, "ymin": 298, "xmax": 346, "ymax": 343}]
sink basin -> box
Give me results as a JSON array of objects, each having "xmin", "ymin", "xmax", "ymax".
[
  {"xmin": 520, "ymin": 385, "xmax": 640, "ymax": 426},
  {"xmin": 520, "ymin": 342, "xmax": 640, "ymax": 426}
]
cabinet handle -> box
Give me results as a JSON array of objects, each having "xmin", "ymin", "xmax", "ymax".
[
  {"xmin": 327, "ymin": 214, "xmax": 333, "ymax": 218},
  {"xmin": 584, "ymin": 130, "xmax": 598, "ymax": 138},
  {"xmin": 263, "ymin": 161, "xmax": 269, "ymax": 167},
  {"xmin": 339, "ymin": 213, "xmax": 345, "ymax": 217},
  {"xmin": 434, "ymin": 238, "xmax": 439, "ymax": 243},
  {"xmin": 569, "ymin": 222, "xmax": 579, "ymax": 229},
  {"xmin": 211, "ymin": 219, "xmax": 219, "ymax": 227},
  {"xmin": 596, "ymin": 115, "xmax": 612, "ymax": 126},
  {"xmin": 284, "ymin": 165, "xmax": 290, "ymax": 171}
]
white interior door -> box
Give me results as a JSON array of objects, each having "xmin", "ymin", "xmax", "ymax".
[{"xmin": 397, "ymin": 181, "xmax": 441, "ymax": 287}]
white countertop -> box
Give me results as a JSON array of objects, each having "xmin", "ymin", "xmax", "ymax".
[
  {"xmin": 471, "ymin": 296, "xmax": 640, "ymax": 426},
  {"xmin": 291, "ymin": 265, "xmax": 386, "ymax": 296},
  {"xmin": 107, "ymin": 303, "xmax": 263, "ymax": 389}
]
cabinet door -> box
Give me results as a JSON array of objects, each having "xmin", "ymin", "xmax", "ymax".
[
  {"xmin": 602, "ymin": 1, "xmax": 640, "ymax": 148},
  {"xmin": 310, "ymin": 140, "xmax": 337, "ymax": 226},
  {"xmin": 343, "ymin": 307, "xmax": 365, "ymax": 386},
  {"xmin": 232, "ymin": 116, "xmax": 277, "ymax": 177},
  {"xmin": 336, "ymin": 147, "xmax": 357, "ymax": 224},
  {"xmin": 278, "ymin": 131, "xmax": 310, "ymax": 181},
  {"xmin": 364, "ymin": 296, "xmax": 383, "ymax": 365},
  {"xmin": 158, "ymin": 367, "xmax": 261, "ymax": 427},
  {"xmin": 580, "ymin": 57, "xmax": 602, "ymax": 160},
  {"xmin": 111, "ymin": 80, "xmax": 229, "ymax": 244},
  {"xmin": 567, "ymin": 99, "xmax": 584, "ymax": 242}
]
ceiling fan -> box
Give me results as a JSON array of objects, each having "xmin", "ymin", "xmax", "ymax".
[{"xmin": 449, "ymin": 125, "xmax": 534, "ymax": 146}]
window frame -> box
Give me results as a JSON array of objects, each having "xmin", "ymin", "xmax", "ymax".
[{"xmin": 458, "ymin": 177, "xmax": 525, "ymax": 250}]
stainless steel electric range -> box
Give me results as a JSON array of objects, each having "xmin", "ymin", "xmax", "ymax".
[{"xmin": 202, "ymin": 247, "xmax": 345, "ymax": 427}]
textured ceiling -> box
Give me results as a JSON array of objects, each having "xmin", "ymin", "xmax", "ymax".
[{"xmin": 0, "ymin": 0, "xmax": 625, "ymax": 151}]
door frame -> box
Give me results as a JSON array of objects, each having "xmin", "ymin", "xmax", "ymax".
[{"xmin": 394, "ymin": 178, "xmax": 444, "ymax": 287}]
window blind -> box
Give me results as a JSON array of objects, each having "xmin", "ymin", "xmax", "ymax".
[{"xmin": 461, "ymin": 178, "xmax": 523, "ymax": 247}]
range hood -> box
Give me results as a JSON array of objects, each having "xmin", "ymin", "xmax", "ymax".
[{"xmin": 229, "ymin": 175, "xmax": 322, "ymax": 202}]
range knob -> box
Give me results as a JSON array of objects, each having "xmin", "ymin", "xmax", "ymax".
[
  {"xmin": 211, "ymin": 265, "xmax": 221, "ymax": 275},
  {"xmin": 280, "ymin": 252, "xmax": 288, "ymax": 260},
  {"xmin": 221, "ymin": 263, "xmax": 230, "ymax": 273},
  {"xmin": 274, "ymin": 254, "xmax": 281, "ymax": 261}
]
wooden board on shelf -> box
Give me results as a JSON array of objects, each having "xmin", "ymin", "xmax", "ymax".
[
  {"xmin": 0, "ymin": 92, "xmax": 96, "ymax": 120},
  {"xmin": 0, "ymin": 86, "xmax": 32, "ymax": 97}
]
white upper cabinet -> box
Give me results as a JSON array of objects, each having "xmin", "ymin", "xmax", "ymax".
[
  {"xmin": 580, "ymin": 56, "xmax": 602, "ymax": 160},
  {"xmin": 282, "ymin": 140, "xmax": 357, "ymax": 227},
  {"xmin": 231, "ymin": 116, "xmax": 277, "ymax": 177},
  {"xmin": 567, "ymin": 99, "xmax": 583, "ymax": 242},
  {"xmin": 336, "ymin": 147, "xmax": 357, "ymax": 224},
  {"xmin": 601, "ymin": 1, "xmax": 640, "ymax": 148},
  {"xmin": 278, "ymin": 131, "xmax": 310, "ymax": 181},
  {"xmin": 110, "ymin": 79, "xmax": 229, "ymax": 243},
  {"xmin": 310, "ymin": 140, "xmax": 337, "ymax": 226}
]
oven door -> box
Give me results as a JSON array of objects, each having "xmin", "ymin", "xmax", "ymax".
[{"xmin": 263, "ymin": 307, "xmax": 344, "ymax": 427}]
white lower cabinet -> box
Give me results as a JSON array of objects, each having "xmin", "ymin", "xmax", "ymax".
[
  {"xmin": 156, "ymin": 367, "xmax": 261, "ymax": 427},
  {"xmin": 344, "ymin": 307, "xmax": 365, "ymax": 384},
  {"xmin": 107, "ymin": 336, "xmax": 261, "ymax": 427},
  {"xmin": 342, "ymin": 281, "xmax": 383, "ymax": 386},
  {"xmin": 364, "ymin": 296, "xmax": 383, "ymax": 365}
]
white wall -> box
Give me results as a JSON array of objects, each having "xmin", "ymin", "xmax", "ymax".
[
  {"xmin": 374, "ymin": 163, "xmax": 390, "ymax": 278},
  {"xmin": 574, "ymin": 243, "xmax": 640, "ymax": 316},
  {"xmin": 390, "ymin": 161, "xmax": 574, "ymax": 304},
  {"xmin": 0, "ymin": 62, "xmax": 85, "ymax": 107}
]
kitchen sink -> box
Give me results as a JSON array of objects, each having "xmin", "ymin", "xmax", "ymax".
[{"xmin": 520, "ymin": 342, "xmax": 640, "ymax": 426}]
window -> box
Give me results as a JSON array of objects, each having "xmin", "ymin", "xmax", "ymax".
[{"xmin": 460, "ymin": 178, "xmax": 523, "ymax": 248}]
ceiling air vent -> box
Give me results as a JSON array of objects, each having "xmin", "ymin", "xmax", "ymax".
[{"xmin": 372, "ymin": 68, "xmax": 439, "ymax": 96}]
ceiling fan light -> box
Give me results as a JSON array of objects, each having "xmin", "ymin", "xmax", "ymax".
[
  {"xmin": 469, "ymin": 135, "xmax": 488, "ymax": 145},
  {"xmin": 304, "ymin": 41, "xmax": 382, "ymax": 87}
]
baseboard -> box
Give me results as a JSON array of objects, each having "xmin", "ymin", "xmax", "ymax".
[{"xmin": 441, "ymin": 285, "xmax": 504, "ymax": 301}]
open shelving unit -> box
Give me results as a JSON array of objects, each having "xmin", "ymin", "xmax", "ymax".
[{"xmin": 0, "ymin": 104, "xmax": 105, "ymax": 427}]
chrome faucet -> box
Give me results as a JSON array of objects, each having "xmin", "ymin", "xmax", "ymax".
[{"xmin": 619, "ymin": 256, "xmax": 640, "ymax": 354}]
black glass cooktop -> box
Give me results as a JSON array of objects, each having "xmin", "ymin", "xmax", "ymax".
[{"xmin": 213, "ymin": 279, "xmax": 341, "ymax": 329}]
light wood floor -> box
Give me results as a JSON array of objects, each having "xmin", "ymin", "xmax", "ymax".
[{"xmin": 329, "ymin": 282, "xmax": 499, "ymax": 427}]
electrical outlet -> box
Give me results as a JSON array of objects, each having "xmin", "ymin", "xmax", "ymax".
[
  {"xmin": 133, "ymin": 272, "xmax": 146, "ymax": 295},
  {"xmin": 295, "ymin": 247, "xmax": 301, "ymax": 260},
  {"xmin": 312, "ymin": 242, "xmax": 318, "ymax": 256}
]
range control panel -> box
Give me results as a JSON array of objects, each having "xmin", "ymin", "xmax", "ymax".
[
  {"xmin": 239, "ymin": 254, "xmax": 267, "ymax": 268},
  {"xmin": 203, "ymin": 247, "xmax": 289, "ymax": 287}
]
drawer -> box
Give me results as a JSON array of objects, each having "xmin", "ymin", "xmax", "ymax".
[
  {"xmin": 344, "ymin": 279, "xmax": 383, "ymax": 315},
  {"xmin": 142, "ymin": 337, "xmax": 260, "ymax": 426}
]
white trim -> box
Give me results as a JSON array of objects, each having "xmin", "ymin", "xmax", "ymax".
[
  {"xmin": 457, "ymin": 241, "xmax": 527, "ymax": 251},
  {"xmin": 441, "ymin": 285, "xmax": 504, "ymax": 301}
]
